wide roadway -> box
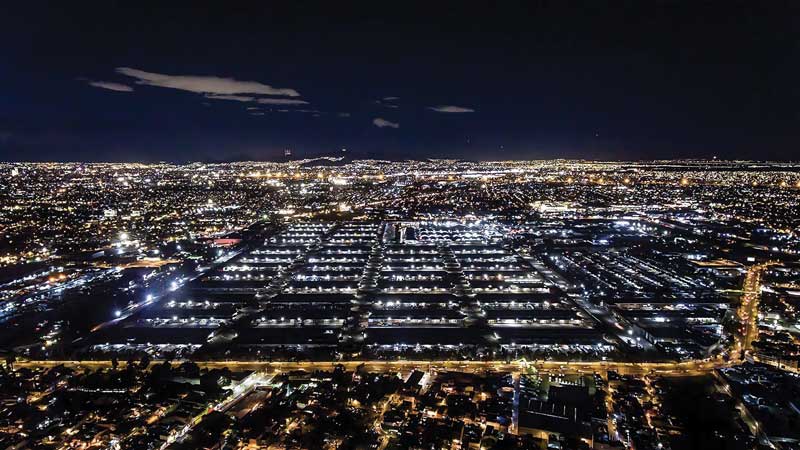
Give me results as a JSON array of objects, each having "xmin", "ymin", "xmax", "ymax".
[{"xmin": 15, "ymin": 357, "xmax": 727, "ymax": 377}]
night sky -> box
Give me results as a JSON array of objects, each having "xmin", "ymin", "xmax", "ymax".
[{"xmin": 2, "ymin": 1, "xmax": 799, "ymax": 162}]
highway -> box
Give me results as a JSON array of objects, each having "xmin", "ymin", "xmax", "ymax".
[
  {"xmin": 90, "ymin": 248, "xmax": 243, "ymax": 333},
  {"xmin": 89, "ymin": 219, "xmax": 274, "ymax": 335},
  {"xmin": 15, "ymin": 357, "xmax": 730, "ymax": 377},
  {"xmin": 735, "ymin": 262, "xmax": 773, "ymax": 355}
]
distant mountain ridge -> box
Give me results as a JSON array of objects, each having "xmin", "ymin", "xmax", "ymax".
[{"xmin": 199, "ymin": 149, "xmax": 427, "ymax": 164}]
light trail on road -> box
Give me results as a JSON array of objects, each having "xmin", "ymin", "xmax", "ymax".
[
  {"xmin": 733, "ymin": 262, "xmax": 774, "ymax": 357},
  {"xmin": 16, "ymin": 357, "xmax": 732, "ymax": 377}
]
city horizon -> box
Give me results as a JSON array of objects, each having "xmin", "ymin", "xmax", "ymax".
[{"xmin": 5, "ymin": 157, "xmax": 800, "ymax": 164}]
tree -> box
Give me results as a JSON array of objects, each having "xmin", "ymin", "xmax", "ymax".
[{"xmin": 139, "ymin": 354, "xmax": 151, "ymax": 370}]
